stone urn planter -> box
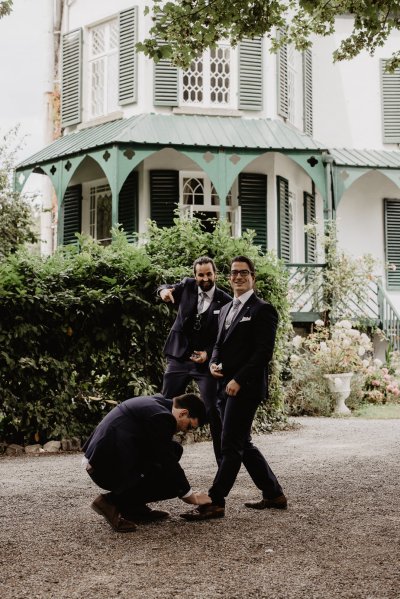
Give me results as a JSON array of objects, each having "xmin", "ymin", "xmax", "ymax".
[{"xmin": 323, "ymin": 372, "xmax": 353, "ymax": 415}]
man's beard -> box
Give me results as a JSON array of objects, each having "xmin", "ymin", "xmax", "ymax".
[{"xmin": 198, "ymin": 280, "xmax": 213, "ymax": 291}]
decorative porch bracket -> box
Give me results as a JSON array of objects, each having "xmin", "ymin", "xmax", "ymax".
[
  {"xmin": 180, "ymin": 148, "xmax": 263, "ymax": 218},
  {"xmin": 286, "ymin": 151, "xmax": 328, "ymax": 211},
  {"xmin": 89, "ymin": 145, "xmax": 155, "ymax": 225},
  {"xmin": 181, "ymin": 148, "xmax": 328, "ymax": 219},
  {"xmin": 333, "ymin": 166, "xmax": 400, "ymax": 208}
]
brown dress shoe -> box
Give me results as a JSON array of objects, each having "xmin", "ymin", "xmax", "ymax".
[
  {"xmin": 125, "ymin": 505, "xmax": 170, "ymax": 523},
  {"xmin": 91, "ymin": 494, "xmax": 137, "ymax": 532},
  {"xmin": 245, "ymin": 494, "xmax": 288, "ymax": 510},
  {"xmin": 180, "ymin": 503, "xmax": 225, "ymax": 521}
]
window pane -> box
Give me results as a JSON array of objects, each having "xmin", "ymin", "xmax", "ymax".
[
  {"xmin": 182, "ymin": 58, "xmax": 204, "ymax": 105},
  {"xmin": 91, "ymin": 25, "xmax": 106, "ymax": 56},
  {"xmin": 91, "ymin": 59, "xmax": 105, "ymax": 117},
  {"xmin": 183, "ymin": 177, "xmax": 205, "ymax": 205}
]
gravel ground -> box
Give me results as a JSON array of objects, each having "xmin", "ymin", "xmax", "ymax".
[{"xmin": 1, "ymin": 417, "xmax": 400, "ymax": 599}]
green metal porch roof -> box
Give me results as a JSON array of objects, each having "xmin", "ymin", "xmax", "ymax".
[
  {"xmin": 329, "ymin": 148, "xmax": 400, "ymax": 169},
  {"xmin": 16, "ymin": 113, "xmax": 326, "ymax": 170}
]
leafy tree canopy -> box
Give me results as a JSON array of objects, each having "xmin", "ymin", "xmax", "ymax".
[
  {"xmin": 0, "ymin": 0, "xmax": 12, "ymax": 19},
  {"xmin": 138, "ymin": 0, "xmax": 400, "ymax": 70}
]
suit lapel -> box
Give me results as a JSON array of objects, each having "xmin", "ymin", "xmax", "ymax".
[{"xmin": 223, "ymin": 294, "xmax": 257, "ymax": 342}]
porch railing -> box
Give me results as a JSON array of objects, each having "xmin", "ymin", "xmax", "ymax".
[{"xmin": 286, "ymin": 264, "xmax": 400, "ymax": 350}]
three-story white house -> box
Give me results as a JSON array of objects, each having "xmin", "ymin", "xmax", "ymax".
[{"xmin": 14, "ymin": 1, "xmax": 400, "ymax": 336}]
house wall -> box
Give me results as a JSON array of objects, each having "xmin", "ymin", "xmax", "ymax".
[
  {"xmin": 337, "ymin": 171, "xmax": 400, "ymax": 312},
  {"xmin": 313, "ymin": 17, "xmax": 400, "ymax": 150}
]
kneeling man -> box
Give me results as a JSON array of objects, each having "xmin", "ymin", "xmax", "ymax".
[{"xmin": 83, "ymin": 393, "xmax": 211, "ymax": 532}]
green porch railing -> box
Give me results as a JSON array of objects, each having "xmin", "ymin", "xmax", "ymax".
[
  {"xmin": 286, "ymin": 264, "xmax": 400, "ymax": 351},
  {"xmin": 377, "ymin": 279, "xmax": 400, "ymax": 351},
  {"xmin": 286, "ymin": 263, "xmax": 326, "ymax": 322}
]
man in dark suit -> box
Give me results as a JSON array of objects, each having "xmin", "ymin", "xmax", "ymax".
[
  {"xmin": 83, "ymin": 393, "xmax": 210, "ymax": 532},
  {"xmin": 158, "ymin": 256, "xmax": 231, "ymax": 464},
  {"xmin": 181, "ymin": 256, "xmax": 287, "ymax": 521}
]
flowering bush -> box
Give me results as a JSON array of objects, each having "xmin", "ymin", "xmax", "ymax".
[
  {"xmin": 290, "ymin": 320, "xmax": 373, "ymax": 376},
  {"xmin": 363, "ymin": 360, "xmax": 400, "ymax": 404}
]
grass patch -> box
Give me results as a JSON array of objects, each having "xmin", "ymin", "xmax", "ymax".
[{"xmin": 353, "ymin": 403, "xmax": 400, "ymax": 419}]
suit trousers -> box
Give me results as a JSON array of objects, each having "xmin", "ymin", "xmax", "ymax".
[
  {"xmin": 208, "ymin": 388, "xmax": 283, "ymax": 507},
  {"xmin": 88, "ymin": 442, "xmax": 184, "ymax": 519},
  {"xmin": 162, "ymin": 357, "xmax": 222, "ymax": 464}
]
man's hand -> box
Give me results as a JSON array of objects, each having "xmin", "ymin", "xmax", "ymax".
[
  {"xmin": 160, "ymin": 288, "xmax": 175, "ymax": 303},
  {"xmin": 210, "ymin": 363, "xmax": 224, "ymax": 378},
  {"xmin": 182, "ymin": 492, "xmax": 212, "ymax": 505},
  {"xmin": 226, "ymin": 379, "xmax": 241, "ymax": 396},
  {"xmin": 190, "ymin": 350, "xmax": 207, "ymax": 364}
]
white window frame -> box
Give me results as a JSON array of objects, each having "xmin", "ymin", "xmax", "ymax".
[
  {"xmin": 87, "ymin": 17, "xmax": 119, "ymax": 119},
  {"xmin": 82, "ymin": 179, "xmax": 112, "ymax": 244},
  {"xmin": 179, "ymin": 171, "xmax": 240, "ymax": 235},
  {"xmin": 179, "ymin": 44, "xmax": 237, "ymax": 109}
]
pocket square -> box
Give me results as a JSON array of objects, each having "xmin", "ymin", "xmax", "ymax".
[
  {"xmin": 213, "ymin": 310, "xmax": 220, "ymax": 314},
  {"xmin": 240, "ymin": 316, "xmax": 251, "ymax": 322}
]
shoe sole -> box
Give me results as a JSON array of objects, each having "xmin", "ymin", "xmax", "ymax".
[
  {"xmin": 244, "ymin": 504, "xmax": 288, "ymax": 510},
  {"xmin": 180, "ymin": 512, "xmax": 225, "ymax": 521}
]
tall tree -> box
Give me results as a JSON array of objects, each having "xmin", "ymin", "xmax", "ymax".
[
  {"xmin": 138, "ymin": 0, "xmax": 400, "ymax": 70},
  {"xmin": 0, "ymin": 128, "xmax": 38, "ymax": 259}
]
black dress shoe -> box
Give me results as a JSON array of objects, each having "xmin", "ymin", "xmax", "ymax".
[
  {"xmin": 91, "ymin": 495, "xmax": 137, "ymax": 532},
  {"xmin": 180, "ymin": 503, "xmax": 225, "ymax": 521},
  {"xmin": 125, "ymin": 505, "xmax": 170, "ymax": 522},
  {"xmin": 244, "ymin": 494, "xmax": 288, "ymax": 510}
]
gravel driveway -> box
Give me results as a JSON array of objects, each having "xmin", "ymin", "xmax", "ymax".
[{"xmin": 1, "ymin": 417, "xmax": 399, "ymax": 599}]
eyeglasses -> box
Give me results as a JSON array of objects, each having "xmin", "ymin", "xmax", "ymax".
[{"xmin": 230, "ymin": 269, "xmax": 252, "ymax": 278}]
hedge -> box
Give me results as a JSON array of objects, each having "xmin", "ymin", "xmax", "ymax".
[{"xmin": 0, "ymin": 218, "xmax": 291, "ymax": 443}]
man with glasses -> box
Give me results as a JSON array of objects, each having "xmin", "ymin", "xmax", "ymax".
[
  {"xmin": 181, "ymin": 256, "xmax": 287, "ymax": 521},
  {"xmin": 158, "ymin": 256, "xmax": 231, "ymax": 464},
  {"xmin": 83, "ymin": 393, "xmax": 210, "ymax": 532}
]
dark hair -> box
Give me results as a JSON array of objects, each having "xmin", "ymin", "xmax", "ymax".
[
  {"xmin": 193, "ymin": 256, "xmax": 216, "ymax": 275},
  {"xmin": 173, "ymin": 393, "xmax": 207, "ymax": 427},
  {"xmin": 230, "ymin": 255, "xmax": 255, "ymax": 274}
]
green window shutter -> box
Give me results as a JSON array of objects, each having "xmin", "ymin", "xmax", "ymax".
[
  {"xmin": 238, "ymin": 173, "xmax": 267, "ymax": 250},
  {"xmin": 118, "ymin": 170, "xmax": 138, "ymax": 241},
  {"xmin": 303, "ymin": 49, "xmax": 313, "ymax": 135},
  {"xmin": 277, "ymin": 38, "xmax": 288, "ymax": 119},
  {"xmin": 150, "ymin": 170, "xmax": 179, "ymax": 227},
  {"xmin": 381, "ymin": 60, "xmax": 400, "ymax": 143},
  {"xmin": 153, "ymin": 43, "xmax": 179, "ymax": 106},
  {"xmin": 238, "ymin": 37, "xmax": 263, "ymax": 110},
  {"xmin": 304, "ymin": 191, "xmax": 316, "ymax": 262},
  {"xmin": 61, "ymin": 29, "xmax": 82, "ymax": 127},
  {"xmin": 119, "ymin": 7, "xmax": 138, "ymax": 105},
  {"xmin": 63, "ymin": 185, "xmax": 82, "ymax": 245},
  {"xmin": 384, "ymin": 199, "xmax": 400, "ymax": 289},
  {"xmin": 277, "ymin": 176, "xmax": 290, "ymax": 261}
]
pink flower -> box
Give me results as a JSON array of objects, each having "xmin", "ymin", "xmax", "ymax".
[{"xmin": 371, "ymin": 379, "xmax": 380, "ymax": 386}]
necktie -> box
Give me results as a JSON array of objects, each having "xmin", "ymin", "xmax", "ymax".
[
  {"xmin": 225, "ymin": 298, "xmax": 241, "ymax": 329},
  {"xmin": 197, "ymin": 291, "xmax": 208, "ymax": 314}
]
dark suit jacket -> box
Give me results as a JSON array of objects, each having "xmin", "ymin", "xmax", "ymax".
[
  {"xmin": 82, "ymin": 394, "xmax": 190, "ymax": 496},
  {"xmin": 158, "ymin": 278, "xmax": 231, "ymax": 360},
  {"xmin": 210, "ymin": 293, "xmax": 278, "ymax": 399}
]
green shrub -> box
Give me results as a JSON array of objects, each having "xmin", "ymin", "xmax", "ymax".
[{"xmin": 0, "ymin": 219, "xmax": 291, "ymax": 443}]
